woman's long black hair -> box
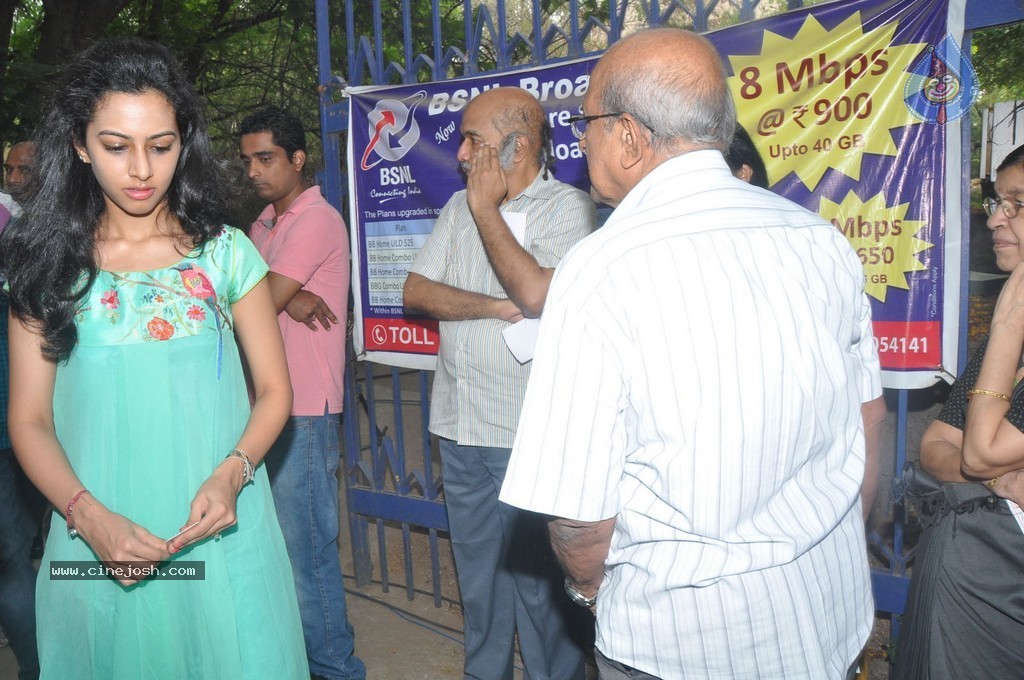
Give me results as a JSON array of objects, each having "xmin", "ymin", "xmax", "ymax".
[{"xmin": 0, "ymin": 37, "xmax": 229, "ymax": 362}]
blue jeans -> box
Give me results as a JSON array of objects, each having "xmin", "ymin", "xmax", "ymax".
[
  {"xmin": 440, "ymin": 440, "xmax": 587, "ymax": 680},
  {"xmin": 265, "ymin": 412, "xmax": 365, "ymax": 680},
  {"xmin": 0, "ymin": 449, "xmax": 40, "ymax": 680}
]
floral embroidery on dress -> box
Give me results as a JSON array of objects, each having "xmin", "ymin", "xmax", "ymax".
[
  {"xmin": 100, "ymin": 290, "xmax": 119, "ymax": 309},
  {"xmin": 172, "ymin": 263, "xmax": 227, "ymax": 377},
  {"xmin": 103, "ymin": 258, "xmax": 231, "ymax": 345},
  {"xmin": 146, "ymin": 317, "xmax": 175, "ymax": 341},
  {"xmin": 73, "ymin": 229, "xmax": 249, "ymax": 381},
  {"xmin": 175, "ymin": 264, "xmax": 216, "ymax": 299},
  {"xmin": 98, "ymin": 287, "xmax": 120, "ymax": 325}
]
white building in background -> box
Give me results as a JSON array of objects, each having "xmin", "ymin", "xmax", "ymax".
[{"xmin": 981, "ymin": 100, "xmax": 1024, "ymax": 179}]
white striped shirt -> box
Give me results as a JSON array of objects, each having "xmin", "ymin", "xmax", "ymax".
[
  {"xmin": 410, "ymin": 170, "xmax": 595, "ymax": 447},
  {"xmin": 501, "ymin": 151, "xmax": 879, "ymax": 678}
]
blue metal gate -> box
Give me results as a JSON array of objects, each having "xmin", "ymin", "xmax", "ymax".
[{"xmin": 311, "ymin": 0, "xmax": 1019, "ymax": 646}]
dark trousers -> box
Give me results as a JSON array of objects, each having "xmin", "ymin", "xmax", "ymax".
[
  {"xmin": 0, "ymin": 449, "xmax": 40, "ymax": 680},
  {"xmin": 440, "ymin": 439, "xmax": 588, "ymax": 680}
]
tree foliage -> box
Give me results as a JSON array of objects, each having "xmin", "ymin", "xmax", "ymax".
[
  {"xmin": 4, "ymin": 2, "xmax": 1021, "ymax": 172},
  {"xmin": 0, "ymin": 0, "xmax": 318, "ymax": 157},
  {"xmin": 336, "ymin": 0, "xmax": 466, "ymax": 85},
  {"xmin": 972, "ymin": 22, "xmax": 1024, "ymax": 104}
]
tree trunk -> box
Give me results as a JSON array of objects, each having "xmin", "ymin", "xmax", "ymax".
[{"xmin": 35, "ymin": 0, "xmax": 133, "ymax": 67}]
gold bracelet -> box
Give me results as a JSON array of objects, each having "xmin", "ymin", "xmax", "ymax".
[
  {"xmin": 966, "ymin": 388, "xmax": 1010, "ymax": 402},
  {"xmin": 986, "ymin": 476, "xmax": 1001, "ymax": 490}
]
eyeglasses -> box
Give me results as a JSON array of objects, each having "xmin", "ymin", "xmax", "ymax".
[
  {"xmin": 567, "ymin": 112, "xmax": 623, "ymax": 139},
  {"xmin": 983, "ymin": 196, "xmax": 1024, "ymax": 219}
]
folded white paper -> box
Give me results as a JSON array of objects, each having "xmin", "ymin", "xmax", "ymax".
[
  {"xmin": 503, "ymin": 211, "xmax": 527, "ymax": 247},
  {"xmin": 501, "ymin": 317, "xmax": 540, "ymax": 363}
]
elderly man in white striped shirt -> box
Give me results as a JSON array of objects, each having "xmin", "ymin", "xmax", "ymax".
[
  {"xmin": 501, "ymin": 28, "xmax": 885, "ymax": 680},
  {"xmin": 403, "ymin": 86, "xmax": 596, "ymax": 680}
]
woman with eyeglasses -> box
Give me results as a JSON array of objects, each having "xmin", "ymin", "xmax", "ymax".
[{"xmin": 894, "ymin": 143, "xmax": 1024, "ymax": 677}]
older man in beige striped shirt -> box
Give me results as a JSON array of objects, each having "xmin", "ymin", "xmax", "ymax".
[{"xmin": 404, "ymin": 86, "xmax": 595, "ymax": 680}]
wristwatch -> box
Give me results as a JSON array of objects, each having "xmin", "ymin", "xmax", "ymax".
[{"xmin": 564, "ymin": 578, "xmax": 597, "ymax": 608}]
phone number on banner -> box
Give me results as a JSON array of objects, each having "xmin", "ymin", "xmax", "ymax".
[{"xmin": 873, "ymin": 321, "xmax": 940, "ymax": 370}]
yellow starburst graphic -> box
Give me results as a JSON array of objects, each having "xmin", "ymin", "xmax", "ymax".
[
  {"xmin": 820, "ymin": 191, "xmax": 932, "ymax": 302},
  {"xmin": 728, "ymin": 13, "xmax": 927, "ymax": 190}
]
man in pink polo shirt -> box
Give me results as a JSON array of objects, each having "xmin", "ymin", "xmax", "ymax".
[{"xmin": 239, "ymin": 107, "xmax": 364, "ymax": 680}]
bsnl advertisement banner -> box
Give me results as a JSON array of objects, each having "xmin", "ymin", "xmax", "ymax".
[{"xmin": 348, "ymin": 0, "xmax": 973, "ymax": 388}]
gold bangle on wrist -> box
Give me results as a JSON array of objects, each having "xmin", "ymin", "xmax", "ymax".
[
  {"xmin": 986, "ymin": 476, "xmax": 1001, "ymax": 491},
  {"xmin": 966, "ymin": 388, "xmax": 1010, "ymax": 402}
]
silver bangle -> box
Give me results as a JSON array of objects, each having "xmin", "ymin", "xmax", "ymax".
[
  {"xmin": 226, "ymin": 448, "xmax": 255, "ymax": 485},
  {"xmin": 564, "ymin": 578, "xmax": 597, "ymax": 608}
]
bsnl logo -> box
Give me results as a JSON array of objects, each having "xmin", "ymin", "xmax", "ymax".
[
  {"xmin": 380, "ymin": 165, "xmax": 416, "ymax": 186},
  {"xmin": 361, "ymin": 91, "xmax": 426, "ymax": 186}
]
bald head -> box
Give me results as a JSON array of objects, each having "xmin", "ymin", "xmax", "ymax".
[
  {"xmin": 472, "ymin": 88, "xmax": 545, "ymax": 133},
  {"xmin": 463, "ymin": 87, "xmax": 549, "ymax": 172},
  {"xmin": 592, "ymin": 28, "xmax": 735, "ymax": 155}
]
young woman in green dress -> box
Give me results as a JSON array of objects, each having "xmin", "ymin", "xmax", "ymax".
[{"xmin": 1, "ymin": 37, "xmax": 308, "ymax": 679}]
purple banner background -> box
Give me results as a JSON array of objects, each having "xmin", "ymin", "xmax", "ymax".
[{"xmin": 348, "ymin": 0, "xmax": 962, "ymax": 386}]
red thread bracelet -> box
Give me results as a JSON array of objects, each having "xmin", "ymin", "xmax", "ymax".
[{"xmin": 66, "ymin": 489, "xmax": 90, "ymax": 540}]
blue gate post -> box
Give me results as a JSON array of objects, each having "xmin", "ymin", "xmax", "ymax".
[{"xmin": 313, "ymin": 0, "xmax": 374, "ymax": 589}]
